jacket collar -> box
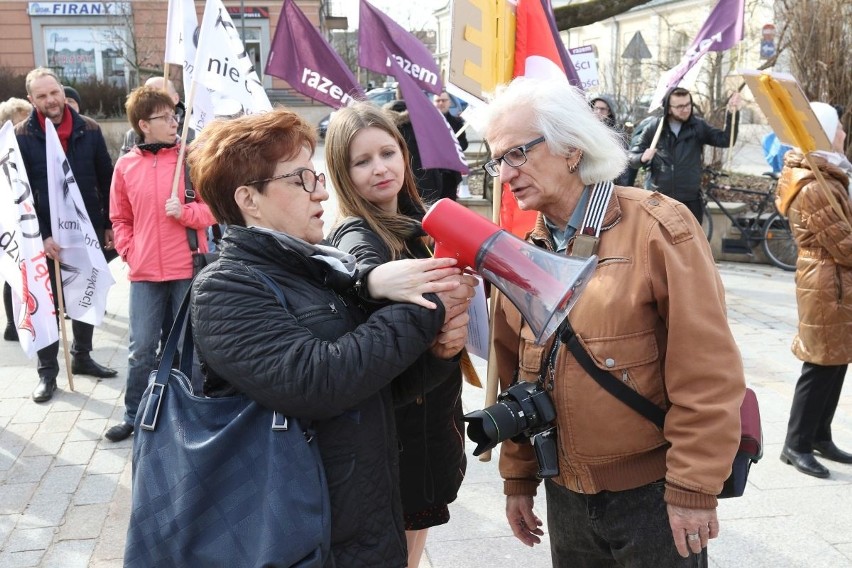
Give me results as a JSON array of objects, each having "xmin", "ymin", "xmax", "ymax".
[{"xmin": 528, "ymin": 186, "xmax": 622, "ymax": 250}]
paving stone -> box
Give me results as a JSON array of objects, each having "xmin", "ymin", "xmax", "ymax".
[
  {"xmin": 38, "ymin": 465, "xmax": 84, "ymax": 495},
  {"xmin": 37, "ymin": 411, "xmax": 80, "ymax": 434},
  {"xmin": 73, "ymin": 474, "xmax": 120, "ymax": 506},
  {"xmin": 57, "ymin": 503, "xmax": 110, "ymax": 541},
  {"xmin": 18, "ymin": 493, "xmax": 71, "ymax": 529},
  {"xmin": 55, "ymin": 440, "xmax": 97, "ymax": 467},
  {"xmin": 0, "ymin": 483, "xmax": 37, "ymax": 515},
  {"xmin": 0, "ymin": 548, "xmax": 45, "ymax": 567},
  {"xmin": 4, "ymin": 526, "xmax": 56, "ymax": 553},
  {"xmin": 40, "ymin": 538, "xmax": 96, "ymax": 568},
  {"xmin": 5, "ymin": 456, "xmax": 53, "ymax": 485},
  {"xmin": 66, "ymin": 418, "xmax": 109, "ymax": 443},
  {"xmin": 22, "ymin": 433, "xmax": 66, "ymax": 457},
  {"xmin": 86, "ymin": 447, "xmax": 130, "ymax": 476}
]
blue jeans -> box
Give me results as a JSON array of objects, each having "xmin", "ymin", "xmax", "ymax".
[
  {"xmin": 545, "ymin": 479, "xmax": 708, "ymax": 568},
  {"xmin": 124, "ymin": 279, "xmax": 191, "ymax": 425}
]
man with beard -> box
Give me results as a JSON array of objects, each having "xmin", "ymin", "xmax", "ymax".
[
  {"xmin": 15, "ymin": 68, "xmax": 117, "ymax": 403},
  {"xmin": 628, "ymin": 87, "xmax": 741, "ymax": 224}
]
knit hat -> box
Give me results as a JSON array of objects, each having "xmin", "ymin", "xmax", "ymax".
[
  {"xmin": 63, "ymin": 86, "xmax": 81, "ymax": 108},
  {"xmin": 810, "ymin": 102, "xmax": 839, "ymax": 142}
]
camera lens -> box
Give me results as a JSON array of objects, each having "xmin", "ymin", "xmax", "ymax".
[{"xmin": 463, "ymin": 401, "xmax": 525, "ymax": 456}]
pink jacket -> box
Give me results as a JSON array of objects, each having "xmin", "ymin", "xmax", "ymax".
[{"xmin": 110, "ymin": 145, "xmax": 216, "ymax": 282}]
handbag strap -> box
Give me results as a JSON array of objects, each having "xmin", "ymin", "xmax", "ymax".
[
  {"xmin": 559, "ymin": 324, "xmax": 666, "ymax": 429},
  {"xmin": 183, "ymin": 160, "xmax": 200, "ymax": 252}
]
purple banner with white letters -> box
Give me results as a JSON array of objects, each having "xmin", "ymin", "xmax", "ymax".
[
  {"xmin": 385, "ymin": 45, "xmax": 468, "ymax": 173},
  {"xmin": 265, "ymin": 0, "xmax": 364, "ymax": 108},
  {"xmin": 358, "ymin": 0, "xmax": 443, "ymax": 95}
]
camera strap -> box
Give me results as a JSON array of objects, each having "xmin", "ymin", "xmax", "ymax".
[{"xmin": 571, "ymin": 181, "xmax": 614, "ymax": 258}]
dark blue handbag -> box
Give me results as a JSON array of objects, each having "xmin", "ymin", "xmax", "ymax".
[{"xmin": 124, "ymin": 271, "xmax": 331, "ymax": 567}]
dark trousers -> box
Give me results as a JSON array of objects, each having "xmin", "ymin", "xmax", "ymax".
[
  {"xmin": 3, "ymin": 282, "xmax": 13, "ymax": 324},
  {"xmin": 679, "ymin": 198, "xmax": 704, "ymax": 226},
  {"xmin": 36, "ymin": 252, "xmax": 95, "ymax": 379},
  {"xmin": 785, "ymin": 362, "xmax": 848, "ymax": 451},
  {"xmin": 545, "ymin": 479, "xmax": 707, "ymax": 568}
]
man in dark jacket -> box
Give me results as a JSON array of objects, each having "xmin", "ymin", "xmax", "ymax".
[
  {"xmin": 628, "ymin": 87, "xmax": 741, "ymax": 223},
  {"xmin": 16, "ymin": 67, "xmax": 117, "ymax": 403},
  {"xmin": 432, "ymin": 90, "xmax": 469, "ymax": 200}
]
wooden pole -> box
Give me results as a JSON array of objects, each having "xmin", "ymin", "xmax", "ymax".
[
  {"xmin": 479, "ymin": 176, "xmax": 503, "ymax": 463},
  {"xmin": 163, "ymin": 62, "xmax": 170, "ymax": 87},
  {"xmin": 53, "ymin": 258, "xmax": 74, "ymax": 392},
  {"xmin": 726, "ymin": 109, "xmax": 737, "ymax": 172},
  {"xmin": 803, "ymin": 154, "xmax": 847, "ymax": 220},
  {"xmin": 649, "ymin": 115, "xmax": 666, "ymax": 152},
  {"xmin": 170, "ymin": 80, "xmax": 198, "ymax": 199}
]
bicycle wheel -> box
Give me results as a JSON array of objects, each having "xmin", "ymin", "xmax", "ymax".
[
  {"xmin": 762, "ymin": 212, "xmax": 797, "ymax": 271},
  {"xmin": 701, "ymin": 201, "xmax": 713, "ymax": 241}
]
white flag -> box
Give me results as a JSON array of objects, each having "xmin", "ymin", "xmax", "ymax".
[
  {"xmin": 191, "ymin": 0, "xmax": 271, "ymax": 130},
  {"xmin": 44, "ymin": 121, "xmax": 114, "ymax": 326},
  {"xmin": 165, "ymin": 0, "xmax": 217, "ymax": 132},
  {"xmin": 0, "ymin": 121, "xmax": 59, "ymax": 357}
]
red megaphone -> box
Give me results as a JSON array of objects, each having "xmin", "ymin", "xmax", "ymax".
[{"xmin": 422, "ymin": 198, "xmax": 597, "ymax": 344}]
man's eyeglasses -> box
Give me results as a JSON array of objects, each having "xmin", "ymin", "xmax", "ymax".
[
  {"xmin": 246, "ymin": 168, "xmax": 326, "ymax": 193},
  {"xmin": 147, "ymin": 113, "xmax": 179, "ymax": 123},
  {"xmin": 483, "ymin": 136, "xmax": 545, "ymax": 177},
  {"xmin": 670, "ymin": 103, "xmax": 691, "ymax": 111}
]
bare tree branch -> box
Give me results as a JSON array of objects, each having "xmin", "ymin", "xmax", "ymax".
[{"xmin": 554, "ymin": 0, "xmax": 656, "ymax": 30}]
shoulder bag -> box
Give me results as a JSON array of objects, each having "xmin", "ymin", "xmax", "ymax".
[{"xmin": 124, "ymin": 269, "xmax": 330, "ymax": 567}]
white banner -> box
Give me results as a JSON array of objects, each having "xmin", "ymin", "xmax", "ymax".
[
  {"xmin": 44, "ymin": 120, "xmax": 114, "ymax": 326},
  {"xmin": 0, "ymin": 121, "xmax": 60, "ymax": 357},
  {"xmin": 568, "ymin": 45, "xmax": 600, "ymax": 92},
  {"xmin": 191, "ymin": 0, "xmax": 271, "ymax": 130}
]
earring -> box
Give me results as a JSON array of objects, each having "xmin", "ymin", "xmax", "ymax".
[{"xmin": 567, "ymin": 150, "xmax": 583, "ymax": 174}]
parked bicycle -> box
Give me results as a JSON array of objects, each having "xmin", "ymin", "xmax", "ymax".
[{"xmin": 701, "ymin": 168, "xmax": 798, "ymax": 271}]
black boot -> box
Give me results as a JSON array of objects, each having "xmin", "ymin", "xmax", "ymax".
[
  {"xmin": 71, "ymin": 356, "xmax": 118, "ymax": 378},
  {"xmin": 3, "ymin": 283, "xmax": 17, "ymax": 341},
  {"xmin": 32, "ymin": 376, "xmax": 58, "ymax": 403}
]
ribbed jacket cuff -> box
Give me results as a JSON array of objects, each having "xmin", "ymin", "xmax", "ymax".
[
  {"xmin": 664, "ymin": 483, "xmax": 718, "ymax": 509},
  {"xmin": 503, "ymin": 479, "xmax": 540, "ymax": 497}
]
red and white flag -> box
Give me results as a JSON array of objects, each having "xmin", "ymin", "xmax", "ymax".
[
  {"xmin": 501, "ymin": 0, "xmax": 580, "ymax": 236},
  {"xmin": 45, "ymin": 120, "xmax": 115, "ymax": 326},
  {"xmin": 0, "ymin": 121, "xmax": 60, "ymax": 357}
]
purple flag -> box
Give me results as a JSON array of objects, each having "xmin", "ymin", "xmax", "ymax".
[
  {"xmin": 385, "ymin": 45, "xmax": 468, "ymax": 173},
  {"xmin": 266, "ymin": 0, "xmax": 364, "ymax": 108},
  {"xmin": 649, "ymin": 0, "xmax": 745, "ymax": 109},
  {"xmin": 359, "ymin": 0, "xmax": 443, "ymax": 95}
]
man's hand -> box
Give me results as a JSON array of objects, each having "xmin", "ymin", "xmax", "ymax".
[
  {"xmin": 430, "ymin": 310, "xmax": 469, "ymax": 359},
  {"xmin": 165, "ymin": 196, "xmax": 183, "ymax": 219},
  {"xmin": 103, "ymin": 229, "xmax": 115, "ymax": 250},
  {"xmin": 42, "ymin": 237, "xmax": 60, "ymax": 260},
  {"xmin": 641, "ymin": 147, "xmax": 657, "ymax": 164},
  {"xmin": 667, "ymin": 504, "xmax": 719, "ymax": 558},
  {"xmin": 506, "ymin": 495, "xmax": 544, "ymax": 547},
  {"xmin": 727, "ymin": 92, "xmax": 742, "ymax": 112}
]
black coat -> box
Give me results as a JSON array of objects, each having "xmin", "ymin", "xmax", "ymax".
[
  {"xmin": 628, "ymin": 93, "xmax": 738, "ymax": 201},
  {"xmin": 15, "ymin": 107, "xmax": 114, "ymax": 238},
  {"xmin": 191, "ymin": 226, "xmax": 456, "ymax": 568},
  {"xmin": 328, "ymin": 217, "xmax": 467, "ymax": 527}
]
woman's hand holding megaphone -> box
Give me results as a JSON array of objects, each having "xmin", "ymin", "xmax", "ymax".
[{"xmin": 367, "ymin": 257, "xmax": 463, "ymax": 309}]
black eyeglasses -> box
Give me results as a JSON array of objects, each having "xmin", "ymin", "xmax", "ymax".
[
  {"xmin": 483, "ymin": 136, "xmax": 545, "ymax": 177},
  {"xmin": 147, "ymin": 113, "xmax": 179, "ymax": 123},
  {"xmin": 246, "ymin": 168, "xmax": 326, "ymax": 193},
  {"xmin": 670, "ymin": 103, "xmax": 691, "ymax": 111}
]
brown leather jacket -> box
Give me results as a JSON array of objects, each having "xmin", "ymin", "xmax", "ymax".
[
  {"xmin": 493, "ymin": 186, "xmax": 745, "ymax": 509},
  {"xmin": 777, "ymin": 152, "xmax": 852, "ymax": 365}
]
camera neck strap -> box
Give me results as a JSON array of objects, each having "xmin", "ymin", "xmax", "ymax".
[{"xmin": 571, "ymin": 181, "xmax": 614, "ymax": 258}]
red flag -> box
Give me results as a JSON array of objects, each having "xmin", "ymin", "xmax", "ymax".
[{"xmin": 500, "ymin": 0, "xmax": 576, "ymax": 236}]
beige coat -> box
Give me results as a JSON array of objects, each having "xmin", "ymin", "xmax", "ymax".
[
  {"xmin": 494, "ymin": 186, "xmax": 745, "ymax": 509},
  {"xmin": 777, "ymin": 152, "xmax": 852, "ymax": 365}
]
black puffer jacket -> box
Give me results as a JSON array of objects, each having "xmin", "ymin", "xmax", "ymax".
[
  {"xmin": 628, "ymin": 90, "xmax": 738, "ymax": 201},
  {"xmin": 328, "ymin": 217, "xmax": 467, "ymax": 528},
  {"xmin": 15, "ymin": 107, "xmax": 114, "ymax": 238},
  {"xmin": 191, "ymin": 226, "xmax": 457, "ymax": 568}
]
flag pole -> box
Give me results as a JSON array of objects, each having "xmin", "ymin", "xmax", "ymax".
[
  {"xmin": 726, "ymin": 107, "xmax": 737, "ymax": 171},
  {"xmin": 170, "ymin": 79, "xmax": 197, "ymax": 199},
  {"xmin": 53, "ymin": 258, "xmax": 75, "ymax": 392},
  {"xmin": 163, "ymin": 62, "xmax": 170, "ymax": 86},
  {"xmin": 479, "ymin": 176, "xmax": 503, "ymax": 463}
]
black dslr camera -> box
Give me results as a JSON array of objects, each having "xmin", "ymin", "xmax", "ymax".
[{"xmin": 463, "ymin": 381, "xmax": 559, "ymax": 478}]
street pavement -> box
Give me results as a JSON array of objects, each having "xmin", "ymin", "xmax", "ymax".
[{"xmin": 2, "ymin": 258, "xmax": 851, "ymax": 567}]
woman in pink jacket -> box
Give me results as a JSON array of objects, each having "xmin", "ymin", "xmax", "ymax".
[{"xmin": 105, "ymin": 86, "xmax": 215, "ymax": 442}]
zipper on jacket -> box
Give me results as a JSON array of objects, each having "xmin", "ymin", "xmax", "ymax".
[
  {"xmin": 328, "ymin": 302, "xmax": 337, "ymax": 314},
  {"xmin": 836, "ymin": 265, "xmax": 844, "ymax": 303}
]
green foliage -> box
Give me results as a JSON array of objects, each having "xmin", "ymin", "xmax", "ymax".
[
  {"xmin": 66, "ymin": 80, "xmax": 127, "ymax": 119},
  {"xmin": 0, "ymin": 67, "xmax": 28, "ymax": 102}
]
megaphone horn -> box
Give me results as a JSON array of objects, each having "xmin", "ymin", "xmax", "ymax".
[{"xmin": 422, "ymin": 199, "xmax": 597, "ymax": 345}]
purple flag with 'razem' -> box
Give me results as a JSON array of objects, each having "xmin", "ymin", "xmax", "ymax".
[
  {"xmin": 385, "ymin": 45, "xmax": 468, "ymax": 174},
  {"xmin": 649, "ymin": 0, "xmax": 745, "ymax": 109},
  {"xmin": 265, "ymin": 0, "xmax": 364, "ymax": 108},
  {"xmin": 359, "ymin": 0, "xmax": 443, "ymax": 95}
]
